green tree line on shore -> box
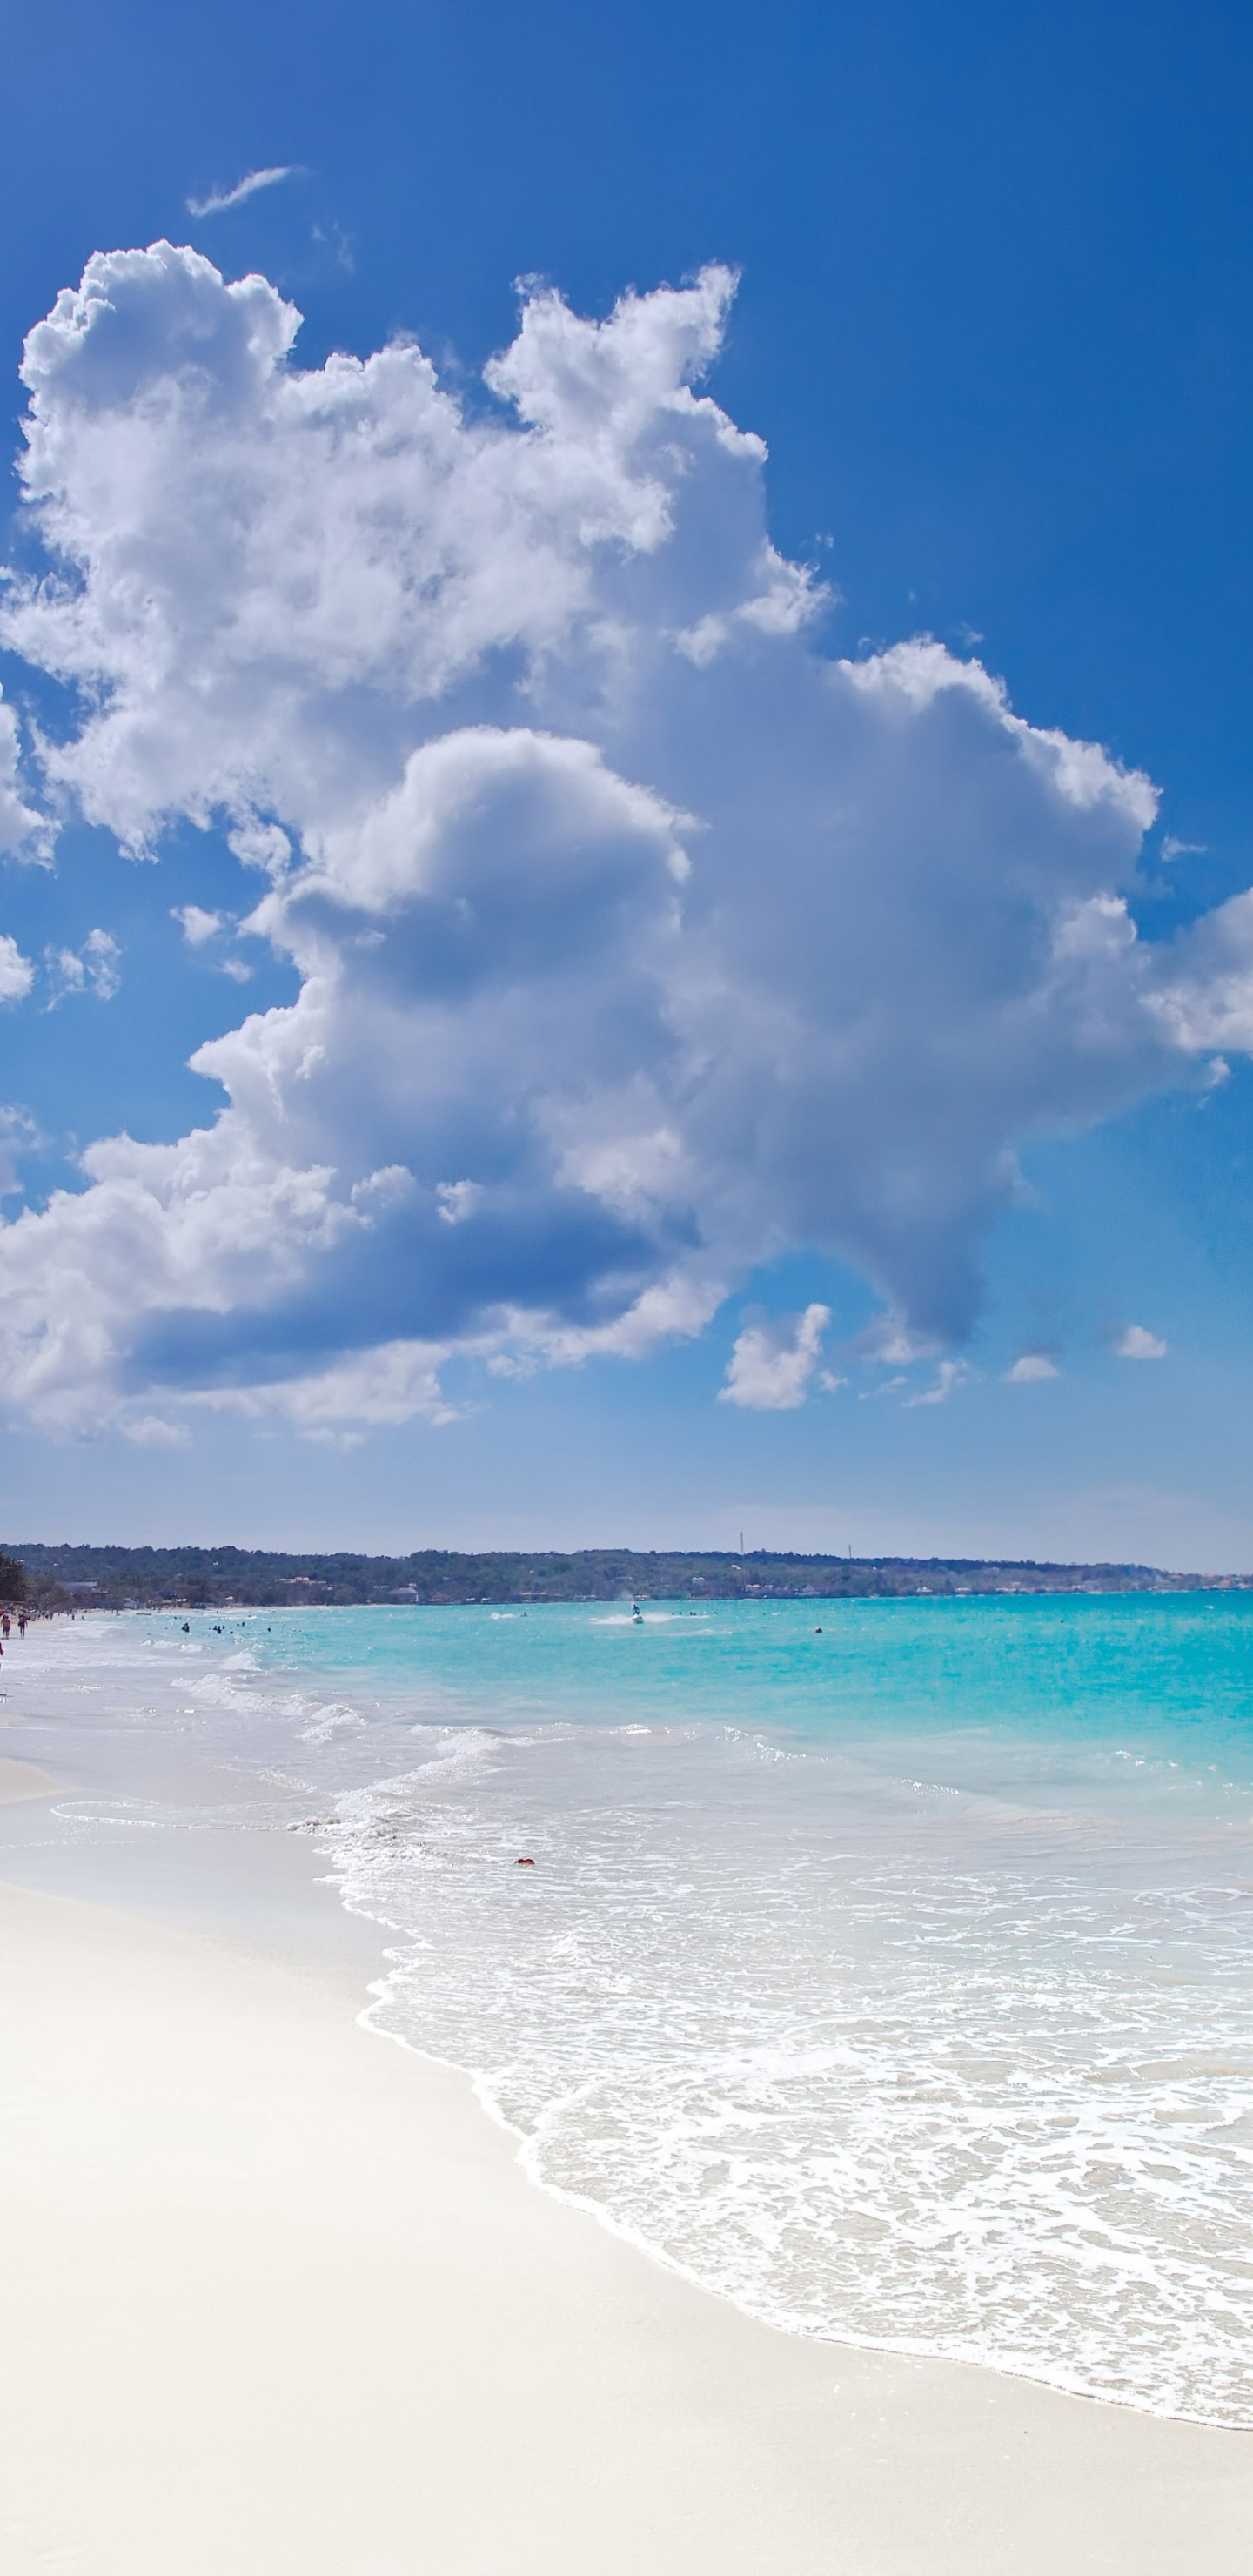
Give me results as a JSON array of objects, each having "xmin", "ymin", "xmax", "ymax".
[{"xmin": 3, "ymin": 1540, "xmax": 1240, "ymax": 1611}]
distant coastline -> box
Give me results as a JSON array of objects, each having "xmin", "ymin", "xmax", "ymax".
[{"xmin": 6, "ymin": 1542, "xmax": 1250, "ymax": 1613}]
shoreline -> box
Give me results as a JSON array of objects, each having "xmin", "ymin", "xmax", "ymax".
[
  {"xmin": 0, "ymin": 1753, "xmax": 62, "ymax": 1804},
  {"xmin": 2, "ymin": 1759, "xmax": 1252, "ymax": 2570}
]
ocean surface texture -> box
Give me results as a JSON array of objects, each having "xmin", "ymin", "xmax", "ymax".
[{"xmin": 7, "ymin": 1596, "xmax": 1253, "ymax": 2425}]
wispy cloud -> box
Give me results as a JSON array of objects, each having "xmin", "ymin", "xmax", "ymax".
[
  {"xmin": 171, "ymin": 904, "xmax": 253, "ymax": 982},
  {"xmin": 44, "ymin": 928, "xmax": 120, "ymax": 1008},
  {"xmin": 187, "ymin": 166, "xmax": 296, "ymax": 218},
  {"xmin": 0, "ymin": 1103, "xmax": 41, "ymax": 1197},
  {"xmin": 904, "ymin": 1358, "xmax": 973, "ymax": 1408}
]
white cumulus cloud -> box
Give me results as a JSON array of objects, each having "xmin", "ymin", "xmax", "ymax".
[
  {"xmin": 0, "ymin": 244, "xmax": 1244, "ymax": 1434},
  {"xmin": 0, "ymin": 936, "xmax": 33, "ymax": 1003},
  {"xmin": 172, "ymin": 904, "xmax": 224, "ymax": 946},
  {"xmin": 1116, "ymin": 1325, "xmax": 1168, "ymax": 1360},
  {"xmin": 1004, "ymin": 1352, "xmax": 1060, "ymax": 1383},
  {"xmin": 720, "ymin": 1304, "xmax": 831, "ymax": 1410}
]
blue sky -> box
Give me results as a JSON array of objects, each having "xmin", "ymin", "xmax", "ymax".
[{"xmin": 0, "ymin": 0, "xmax": 1251, "ymax": 1562}]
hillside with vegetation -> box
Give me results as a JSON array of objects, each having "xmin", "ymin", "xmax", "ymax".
[{"xmin": 5, "ymin": 1542, "xmax": 1246, "ymax": 1611}]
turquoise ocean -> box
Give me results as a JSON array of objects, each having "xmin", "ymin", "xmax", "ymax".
[{"xmin": 8, "ymin": 1593, "xmax": 1253, "ymax": 2425}]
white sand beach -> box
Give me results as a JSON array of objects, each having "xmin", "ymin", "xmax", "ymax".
[{"xmin": 0, "ymin": 1750, "xmax": 1250, "ymax": 2576}]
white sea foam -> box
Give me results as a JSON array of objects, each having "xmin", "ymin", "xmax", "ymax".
[
  {"xmin": 10, "ymin": 1601, "xmax": 1253, "ymax": 2426},
  {"xmin": 320, "ymin": 1723, "xmax": 1253, "ymax": 2427},
  {"xmin": 298, "ymin": 1702, "xmax": 367, "ymax": 1743}
]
